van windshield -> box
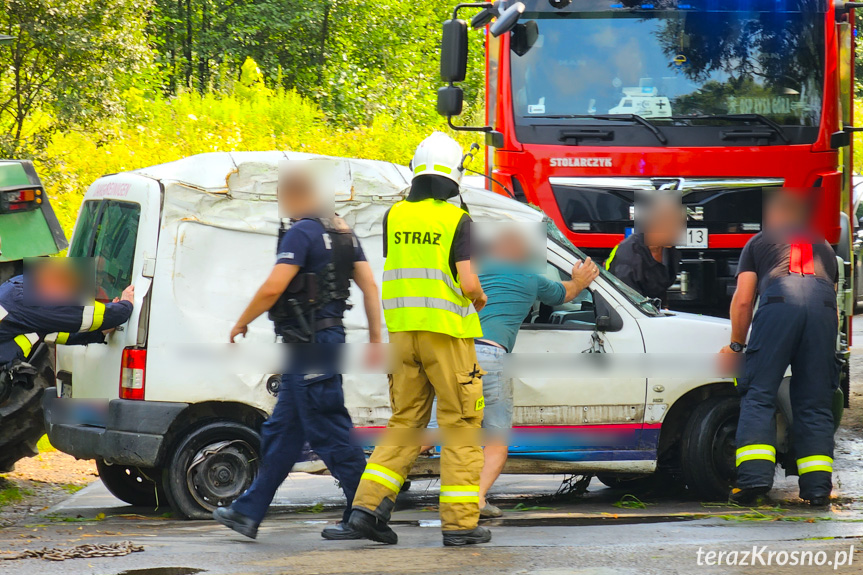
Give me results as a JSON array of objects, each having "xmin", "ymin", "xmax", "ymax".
[
  {"xmin": 69, "ymin": 200, "xmax": 140, "ymax": 302},
  {"xmin": 545, "ymin": 219, "xmax": 661, "ymax": 316}
]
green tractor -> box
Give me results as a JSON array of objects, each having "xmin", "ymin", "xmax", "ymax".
[{"xmin": 0, "ymin": 160, "xmax": 69, "ymax": 471}]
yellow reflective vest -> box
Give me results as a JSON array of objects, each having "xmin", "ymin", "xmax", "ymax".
[{"xmin": 382, "ymin": 198, "xmax": 482, "ymax": 338}]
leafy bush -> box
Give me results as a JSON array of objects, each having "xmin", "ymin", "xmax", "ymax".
[{"xmin": 38, "ymin": 58, "xmax": 484, "ymax": 235}]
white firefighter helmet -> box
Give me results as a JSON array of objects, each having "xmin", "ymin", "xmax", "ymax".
[{"xmin": 411, "ymin": 131, "xmax": 464, "ymax": 187}]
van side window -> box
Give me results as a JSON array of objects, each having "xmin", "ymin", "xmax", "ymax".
[
  {"xmin": 69, "ymin": 200, "xmax": 141, "ymax": 302},
  {"xmin": 522, "ymin": 262, "xmax": 594, "ymax": 329}
]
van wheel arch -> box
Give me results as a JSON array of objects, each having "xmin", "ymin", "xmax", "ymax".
[
  {"xmin": 655, "ymin": 383, "xmax": 736, "ymax": 480},
  {"xmin": 158, "ymin": 401, "xmax": 266, "ymax": 467}
]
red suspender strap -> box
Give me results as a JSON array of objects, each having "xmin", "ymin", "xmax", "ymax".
[{"xmin": 789, "ymin": 243, "xmax": 815, "ymax": 275}]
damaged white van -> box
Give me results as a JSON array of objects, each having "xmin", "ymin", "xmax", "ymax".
[{"xmin": 43, "ymin": 152, "xmax": 814, "ymax": 519}]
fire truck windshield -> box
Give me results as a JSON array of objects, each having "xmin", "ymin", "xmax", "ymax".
[{"xmin": 510, "ymin": 2, "xmax": 826, "ymax": 146}]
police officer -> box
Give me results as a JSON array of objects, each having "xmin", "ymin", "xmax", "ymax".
[
  {"xmin": 723, "ymin": 190, "xmax": 838, "ymax": 506},
  {"xmin": 606, "ymin": 193, "xmax": 682, "ymax": 306},
  {"xmin": 347, "ymin": 132, "xmax": 491, "ymax": 547},
  {"xmin": 213, "ymin": 164, "xmax": 382, "ymax": 540},
  {"xmin": 0, "ymin": 256, "xmax": 135, "ymax": 395}
]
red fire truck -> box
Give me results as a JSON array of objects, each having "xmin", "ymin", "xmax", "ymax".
[{"xmin": 437, "ymin": 0, "xmax": 858, "ymax": 322}]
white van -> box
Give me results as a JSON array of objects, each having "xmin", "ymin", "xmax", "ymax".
[{"xmin": 43, "ymin": 152, "xmax": 781, "ymax": 519}]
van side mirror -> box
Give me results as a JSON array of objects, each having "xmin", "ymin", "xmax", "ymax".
[
  {"xmin": 437, "ymin": 86, "xmax": 464, "ymax": 117},
  {"xmin": 440, "ymin": 19, "xmax": 468, "ymax": 83},
  {"xmin": 596, "ymin": 315, "xmax": 611, "ymax": 332}
]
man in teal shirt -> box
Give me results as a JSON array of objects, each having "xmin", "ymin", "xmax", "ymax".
[
  {"xmin": 472, "ymin": 229, "xmax": 598, "ymax": 516},
  {"xmin": 429, "ymin": 227, "xmax": 599, "ymax": 516}
]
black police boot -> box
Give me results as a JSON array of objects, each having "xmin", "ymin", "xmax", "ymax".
[
  {"xmin": 321, "ymin": 521, "xmax": 363, "ymax": 540},
  {"xmin": 442, "ymin": 526, "xmax": 492, "ymax": 547},
  {"xmin": 729, "ymin": 486, "xmax": 771, "ymax": 506},
  {"xmin": 346, "ymin": 508, "xmax": 398, "ymax": 544},
  {"xmin": 213, "ymin": 506, "xmax": 259, "ymax": 540}
]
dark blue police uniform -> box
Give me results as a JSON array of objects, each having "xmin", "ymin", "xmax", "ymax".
[
  {"xmin": 734, "ymin": 233, "xmax": 839, "ymax": 501},
  {"xmin": 230, "ymin": 219, "xmax": 367, "ymax": 525},
  {"xmin": 0, "ymin": 275, "xmax": 133, "ymax": 368}
]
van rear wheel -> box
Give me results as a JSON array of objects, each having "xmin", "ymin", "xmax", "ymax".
[
  {"xmin": 96, "ymin": 460, "xmax": 165, "ymax": 507},
  {"xmin": 162, "ymin": 421, "xmax": 260, "ymax": 520},
  {"xmin": 681, "ymin": 395, "xmax": 739, "ymax": 501}
]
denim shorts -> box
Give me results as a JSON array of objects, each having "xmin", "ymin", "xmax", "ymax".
[{"xmin": 428, "ymin": 342, "xmax": 512, "ymax": 430}]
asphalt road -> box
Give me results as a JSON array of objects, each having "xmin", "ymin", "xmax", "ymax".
[{"xmin": 4, "ymin": 321, "xmax": 863, "ymax": 575}]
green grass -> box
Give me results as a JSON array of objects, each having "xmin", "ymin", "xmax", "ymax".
[
  {"xmin": 612, "ymin": 494, "xmax": 649, "ymax": 510},
  {"xmin": 60, "ymin": 484, "xmax": 84, "ymax": 494},
  {"xmin": 0, "ymin": 484, "xmax": 33, "ymax": 508}
]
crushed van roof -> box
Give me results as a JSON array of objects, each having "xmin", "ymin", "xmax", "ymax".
[{"xmin": 125, "ymin": 151, "xmax": 544, "ymax": 223}]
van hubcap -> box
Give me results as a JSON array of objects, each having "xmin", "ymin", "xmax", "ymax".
[{"xmin": 186, "ymin": 439, "xmax": 257, "ymax": 510}]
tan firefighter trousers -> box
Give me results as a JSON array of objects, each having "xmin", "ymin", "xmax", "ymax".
[{"xmin": 352, "ymin": 330, "xmax": 485, "ymax": 532}]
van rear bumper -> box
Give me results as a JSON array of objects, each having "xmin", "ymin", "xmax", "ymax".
[{"xmin": 42, "ymin": 388, "xmax": 188, "ymax": 468}]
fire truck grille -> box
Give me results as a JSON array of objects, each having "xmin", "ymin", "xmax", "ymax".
[{"xmin": 549, "ymin": 177, "xmax": 784, "ymax": 235}]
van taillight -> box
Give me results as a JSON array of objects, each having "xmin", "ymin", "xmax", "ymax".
[{"xmin": 120, "ymin": 347, "xmax": 146, "ymax": 400}]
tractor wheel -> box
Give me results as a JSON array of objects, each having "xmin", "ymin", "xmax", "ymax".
[{"xmin": 0, "ymin": 349, "xmax": 53, "ymax": 472}]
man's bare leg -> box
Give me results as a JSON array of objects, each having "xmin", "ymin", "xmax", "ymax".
[{"xmin": 479, "ymin": 444, "xmax": 508, "ymax": 508}]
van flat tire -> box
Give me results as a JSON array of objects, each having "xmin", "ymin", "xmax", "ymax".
[
  {"xmin": 162, "ymin": 421, "xmax": 261, "ymax": 520},
  {"xmin": 681, "ymin": 395, "xmax": 739, "ymax": 501},
  {"xmin": 96, "ymin": 460, "xmax": 165, "ymax": 507}
]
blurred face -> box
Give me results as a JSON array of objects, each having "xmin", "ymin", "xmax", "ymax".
[
  {"xmin": 490, "ymin": 228, "xmax": 530, "ymax": 263},
  {"xmin": 30, "ymin": 261, "xmax": 83, "ymax": 305},
  {"xmin": 765, "ymin": 192, "xmax": 807, "ymax": 231},
  {"xmin": 644, "ymin": 199, "xmax": 685, "ymax": 248},
  {"xmin": 278, "ymin": 172, "xmax": 320, "ymax": 218}
]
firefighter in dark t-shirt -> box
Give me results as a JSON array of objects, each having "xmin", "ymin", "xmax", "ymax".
[{"xmin": 722, "ymin": 190, "xmax": 838, "ymax": 506}]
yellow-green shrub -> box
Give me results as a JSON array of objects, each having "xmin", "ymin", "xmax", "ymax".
[{"xmin": 39, "ymin": 72, "xmax": 482, "ymax": 235}]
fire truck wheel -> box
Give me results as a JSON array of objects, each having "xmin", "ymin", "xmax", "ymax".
[
  {"xmin": 680, "ymin": 395, "xmax": 739, "ymax": 501},
  {"xmin": 162, "ymin": 421, "xmax": 261, "ymax": 520},
  {"xmin": 96, "ymin": 460, "xmax": 165, "ymax": 507}
]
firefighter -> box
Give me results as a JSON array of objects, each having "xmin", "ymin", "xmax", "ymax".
[
  {"xmin": 347, "ymin": 132, "xmax": 490, "ymax": 547},
  {"xmin": 0, "ymin": 257, "xmax": 134, "ymax": 392},
  {"xmin": 214, "ymin": 164, "xmax": 382, "ymax": 540},
  {"xmin": 605, "ymin": 193, "xmax": 682, "ymax": 307},
  {"xmin": 723, "ymin": 190, "xmax": 839, "ymax": 506}
]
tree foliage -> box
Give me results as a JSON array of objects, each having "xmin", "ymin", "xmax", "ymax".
[
  {"xmin": 147, "ymin": 0, "xmax": 485, "ymax": 124},
  {"xmin": 0, "ymin": 0, "xmax": 151, "ymax": 155}
]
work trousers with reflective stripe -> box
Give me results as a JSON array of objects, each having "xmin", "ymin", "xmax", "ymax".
[
  {"xmin": 735, "ymin": 275, "xmax": 838, "ymax": 499},
  {"xmin": 352, "ymin": 331, "xmax": 484, "ymax": 531}
]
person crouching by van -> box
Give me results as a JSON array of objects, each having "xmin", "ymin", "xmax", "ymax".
[{"xmin": 214, "ymin": 164, "xmax": 382, "ymax": 541}]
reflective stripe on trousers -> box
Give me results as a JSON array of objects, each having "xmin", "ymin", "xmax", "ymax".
[
  {"xmin": 797, "ymin": 455, "xmax": 833, "ymax": 474},
  {"xmin": 736, "ymin": 444, "xmax": 776, "ymax": 466},
  {"xmin": 360, "ymin": 463, "xmax": 404, "ymax": 493},
  {"xmin": 439, "ymin": 485, "xmax": 479, "ymax": 503}
]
